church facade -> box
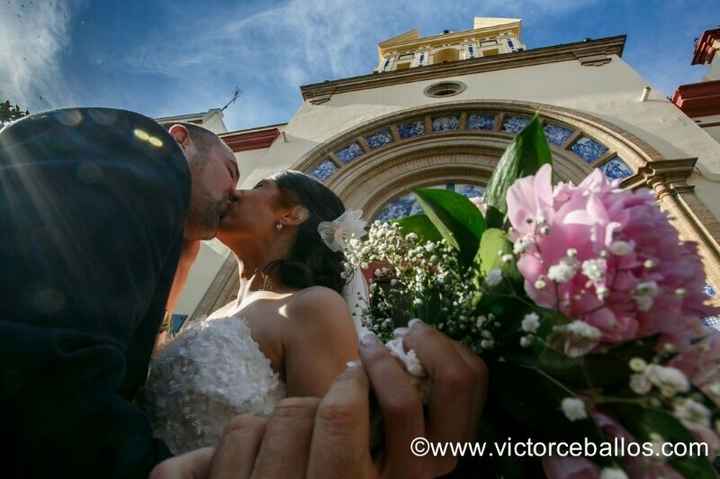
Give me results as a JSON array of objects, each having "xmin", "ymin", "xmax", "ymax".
[{"xmin": 163, "ymin": 18, "xmax": 720, "ymax": 325}]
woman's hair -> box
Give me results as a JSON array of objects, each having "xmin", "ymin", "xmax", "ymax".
[{"xmin": 264, "ymin": 170, "xmax": 346, "ymax": 293}]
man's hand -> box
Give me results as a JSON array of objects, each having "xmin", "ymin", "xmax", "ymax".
[
  {"xmin": 152, "ymin": 321, "xmax": 487, "ymax": 478},
  {"xmin": 360, "ymin": 320, "xmax": 488, "ymax": 478},
  {"xmin": 150, "ymin": 447, "xmax": 215, "ymax": 479}
]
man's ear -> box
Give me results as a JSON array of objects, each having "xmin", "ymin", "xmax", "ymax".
[
  {"xmin": 282, "ymin": 205, "xmax": 310, "ymax": 226},
  {"xmin": 168, "ymin": 124, "xmax": 191, "ymax": 149}
]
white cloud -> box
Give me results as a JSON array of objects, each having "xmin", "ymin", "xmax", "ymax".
[
  {"xmin": 121, "ymin": 0, "xmax": 603, "ymax": 129},
  {"xmin": 0, "ymin": 0, "xmax": 78, "ymax": 111}
]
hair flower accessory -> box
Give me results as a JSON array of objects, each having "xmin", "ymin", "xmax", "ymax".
[{"xmin": 318, "ymin": 209, "xmax": 367, "ymax": 252}]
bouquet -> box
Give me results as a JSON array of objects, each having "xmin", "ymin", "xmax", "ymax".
[{"xmin": 345, "ymin": 116, "xmax": 720, "ymax": 478}]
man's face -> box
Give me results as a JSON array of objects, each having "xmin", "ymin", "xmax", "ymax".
[{"xmin": 185, "ymin": 140, "xmax": 239, "ymax": 240}]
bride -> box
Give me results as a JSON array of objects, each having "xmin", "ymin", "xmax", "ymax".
[{"xmin": 144, "ymin": 170, "xmax": 364, "ymax": 454}]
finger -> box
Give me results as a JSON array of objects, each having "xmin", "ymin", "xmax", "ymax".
[
  {"xmin": 250, "ymin": 397, "xmax": 319, "ymax": 478},
  {"xmin": 359, "ymin": 333, "xmax": 426, "ymax": 479},
  {"xmin": 150, "ymin": 447, "xmax": 214, "ymax": 479},
  {"xmin": 209, "ymin": 415, "xmax": 268, "ymax": 479},
  {"xmin": 450, "ymin": 340, "xmax": 489, "ymax": 438},
  {"xmin": 402, "ymin": 321, "xmax": 478, "ymax": 475},
  {"xmin": 307, "ymin": 361, "xmax": 371, "ymax": 479}
]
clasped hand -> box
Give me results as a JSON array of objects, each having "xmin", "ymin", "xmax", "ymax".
[{"xmin": 151, "ymin": 321, "xmax": 488, "ymax": 479}]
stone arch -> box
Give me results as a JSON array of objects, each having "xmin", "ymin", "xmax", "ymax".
[
  {"xmin": 290, "ymin": 100, "xmax": 661, "ymax": 218},
  {"xmin": 190, "ymin": 100, "xmax": 720, "ymax": 319}
]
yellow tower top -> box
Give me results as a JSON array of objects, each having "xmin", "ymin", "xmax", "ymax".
[{"xmin": 376, "ymin": 17, "xmax": 524, "ymax": 72}]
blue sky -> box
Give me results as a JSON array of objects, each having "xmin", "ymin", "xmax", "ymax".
[{"xmin": 0, "ymin": 0, "xmax": 716, "ymax": 131}]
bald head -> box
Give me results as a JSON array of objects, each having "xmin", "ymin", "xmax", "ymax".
[{"xmin": 166, "ymin": 121, "xmax": 239, "ymax": 240}]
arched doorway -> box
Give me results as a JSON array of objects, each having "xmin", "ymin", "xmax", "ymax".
[{"xmin": 191, "ymin": 100, "xmax": 720, "ymax": 319}]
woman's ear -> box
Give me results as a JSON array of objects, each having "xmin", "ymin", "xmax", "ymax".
[{"xmin": 282, "ymin": 205, "xmax": 310, "ymax": 226}]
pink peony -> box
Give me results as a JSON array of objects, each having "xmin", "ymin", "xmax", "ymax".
[
  {"xmin": 670, "ymin": 326, "xmax": 720, "ymax": 402},
  {"xmin": 507, "ymin": 164, "xmax": 716, "ymax": 347},
  {"xmin": 543, "ymin": 456, "xmax": 599, "ymax": 479}
]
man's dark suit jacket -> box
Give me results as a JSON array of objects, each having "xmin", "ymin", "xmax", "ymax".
[{"xmin": 0, "ymin": 108, "xmax": 190, "ymax": 478}]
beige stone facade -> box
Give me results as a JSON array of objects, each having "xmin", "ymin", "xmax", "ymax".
[{"xmin": 169, "ymin": 18, "xmax": 720, "ymax": 321}]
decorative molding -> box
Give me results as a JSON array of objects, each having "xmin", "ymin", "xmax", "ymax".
[
  {"xmin": 692, "ymin": 27, "xmax": 720, "ymax": 65},
  {"xmin": 672, "ymin": 80, "xmax": 720, "ymax": 118},
  {"xmin": 220, "ymin": 128, "xmax": 280, "ymax": 152},
  {"xmin": 190, "ymin": 100, "xmax": 720, "ymax": 321},
  {"xmin": 575, "ymin": 53, "xmax": 612, "ymax": 67},
  {"xmin": 300, "ymin": 36, "xmax": 626, "ymax": 100}
]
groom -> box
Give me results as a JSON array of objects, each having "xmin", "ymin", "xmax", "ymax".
[{"xmin": 0, "ymin": 108, "xmax": 487, "ymax": 478}]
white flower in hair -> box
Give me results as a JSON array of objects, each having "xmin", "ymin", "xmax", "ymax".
[{"xmin": 318, "ymin": 209, "xmax": 367, "ymax": 252}]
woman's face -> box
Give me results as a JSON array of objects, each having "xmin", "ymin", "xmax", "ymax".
[{"xmin": 217, "ymin": 179, "xmax": 285, "ymax": 242}]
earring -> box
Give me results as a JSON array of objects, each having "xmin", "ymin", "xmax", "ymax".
[{"xmin": 275, "ymin": 223, "xmax": 283, "ymax": 231}]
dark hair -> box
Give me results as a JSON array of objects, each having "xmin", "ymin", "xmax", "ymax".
[{"xmin": 265, "ymin": 170, "xmax": 347, "ymax": 293}]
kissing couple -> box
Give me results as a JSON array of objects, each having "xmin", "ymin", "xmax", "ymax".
[{"xmin": 0, "ymin": 108, "xmax": 488, "ymax": 479}]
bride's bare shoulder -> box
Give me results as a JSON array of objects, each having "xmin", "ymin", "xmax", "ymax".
[
  {"xmin": 286, "ymin": 286, "xmax": 350, "ymax": 323},
  {"xmin": 207, "ymin": 300, "xmax": 240, "ymax": 320}
]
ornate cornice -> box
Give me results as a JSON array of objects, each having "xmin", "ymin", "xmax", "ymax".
[
  {"xmin": 692, "ymin": 27, "xmax": 720, "ymax": 65},
  {"xmin": 627, "ymin": 157, "xmax": 698, "ymax": 197},
  {"xmin": 300, "ymin": 35, "xmax": 626, "ymax": 100},
  {"xmin": 220, "ymin": 128, "xmax": 280, "ymax": 152},
  {"xmin": 671, "ymin": 80, "xmax": 720, "ymax": 118}
]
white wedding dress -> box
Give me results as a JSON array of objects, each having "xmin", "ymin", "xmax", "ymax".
[{"xmin": 143, "ymin": 316, "xmax": 286, "ymax": 454}]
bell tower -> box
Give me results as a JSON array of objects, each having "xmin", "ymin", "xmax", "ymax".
[{"xmin": 375, "ymin": 17, "xmax": 525, "ymax": 72}]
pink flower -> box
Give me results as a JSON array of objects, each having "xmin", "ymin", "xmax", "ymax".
[
  {"xmin": 543, "ymin": 456, "xmax": 599, "ymax": 479},
  {"xmin": 507, "ymin": 164, "xmax": 716, "ymax": 347},
  {"xmin": 670, "ymin": 326, "xmax": 720, "ymax": 402}
]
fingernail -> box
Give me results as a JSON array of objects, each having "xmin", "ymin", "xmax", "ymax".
[
  {"xmin": 408, "ymin": 318, "xmax": 425, "ymax": 329},
  {"xmin": 393, "ymin": 327, "xmax": 409, "ymax": 338},
  {"xmin": 346, "ymin": 360, "xmax": 361, "ymax": 369},
  {"xmin": 360, "ymin": 331, "xmax": 380, "ymax": 348}
]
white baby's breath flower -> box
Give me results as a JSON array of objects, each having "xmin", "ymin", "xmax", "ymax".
[
  {"xmin": 645, "ymin": 365, "xmax": 689, "ymax": 396},
  {"xmin": 520, "ymin": 336, "xmax": 533, "ymax": 348},
  {"xmin": 521, "ymin": 313, "xmax": 540, "ymax": 333},
  {"xmin": 501, "ymin": 254, "xmax": 514, "ymax": 263},
  {"xmin": 485, "ymin": 268, "xmax": 503, "ymax": 287},
  {"xmin": 600, "ymin": 468, "xmax": 628, "ymax": 479},
  {"xmin": 534, "ymin": 277, "xmax": 547, "ymax": 289},
  {"xmin": 582, "ymin": 258, "xmax": 607, "ymax": 282},
  {"xmin": 629, "ymin": 373, "xmax": 652, "ymax": 395},
  {"xmin": 555, "ymin": 321, "xmax": 602, "ymax": 358},
  {"xmin": 633, "ymin": 281, "xmax": 660, "ymax": 312},
  {"xmin": 674, "ymin": 398, "xmax": 711, "ymax": 428},
  {"xmin": 547, "ymin": 258, "xmax": 578, "ymax": 283},
  {"xmin": 513, "ymin": 237, "xmax": 533, "ymax": 255},
  {"xmin": 561, "ymin": 397, "xmax": 587, "ymax": 421},
  {"xmin": 480, "ymin": 339, "xmax": 494, "ymax": 349},
  {"xmin": 629, "ymin": 357, "xmax": 647, "ymax": 372}
]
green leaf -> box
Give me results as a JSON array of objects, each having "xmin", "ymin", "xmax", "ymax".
[
  {"xmin": 491, "ymin": 362, "xmax": 609, "ymax": 453},
  {"xmin": 413, "ymin": 188, "xmax": 486, "ymax": 267},
  {"xmin": 485, "ymin": 115, "xmax": 552, "ymax": 215},
  {"xmin": 476, "ymin": 228, "xmax": 512, "ymax": 275},
  {"xmin": 393, "ymin": 214, "xmax": 443, "ymax": 243},
  {"xmin": 605, "ymin": 404, "xmax": 717, "ymax": 478},
  {"xmin": 484, "ymin": 205, "xmax": 506, "ymax": 229}
]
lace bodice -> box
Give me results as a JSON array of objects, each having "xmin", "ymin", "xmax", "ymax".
[{"xmin": 143, "ymin": 317, "xmax": 286, "ymax": 454}]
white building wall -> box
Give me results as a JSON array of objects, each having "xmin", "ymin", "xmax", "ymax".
[
  {"xmin": 179, "ymin": 54, "xmax": 720, "ymax": 319},
  {"xmin": 238, "ymin": 56, "xmax": 720, "ymax": 188}
]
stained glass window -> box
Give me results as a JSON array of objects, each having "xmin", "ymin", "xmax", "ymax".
[
  {"xmin": 600, "ymin": 156, "xmax": 633, "ymax": 180},
  {"xmin": 310, "ymin": 160, "xmax": 337, "ymax": 181},
  {"xmin": 374, "ymin": 183, "xmax": 486, "ymax": 221},
  {"xmin": 570, "ymin": 137, "xmax": 609, "ymax": 164}
]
